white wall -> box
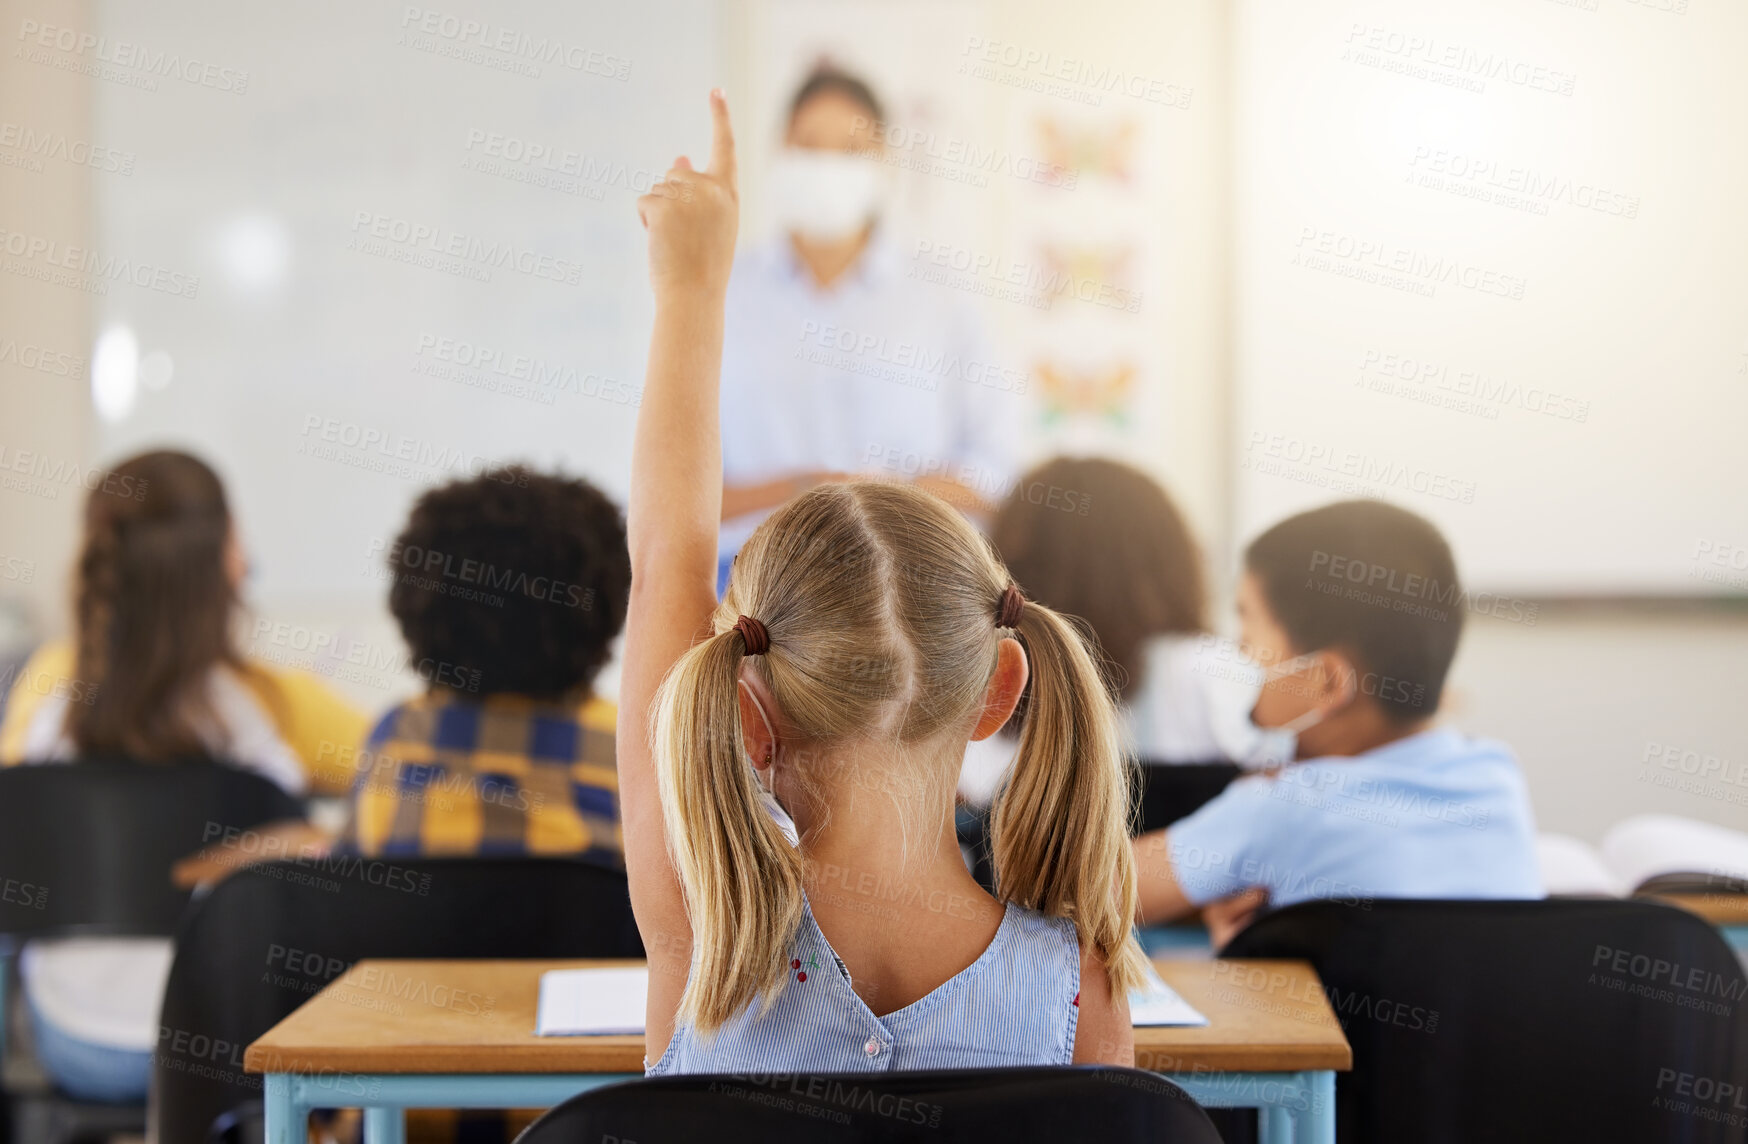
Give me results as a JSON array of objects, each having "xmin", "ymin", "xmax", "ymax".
[
  {"xmin": 1232, "ymin": 0, "xmax": 1748, "ymax": 595},
  {"xmin": 1453, "ymin": 606, "xmax": 1748, "ymax": 839}
]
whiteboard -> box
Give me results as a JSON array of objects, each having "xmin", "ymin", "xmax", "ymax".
[
  {"xmin": 91, "ymin": 0, "xmax": 718, "ymax": 607},
  {"xmin": 1233, "ymin": 0, "xmax": 1748, "ymax": 595}
]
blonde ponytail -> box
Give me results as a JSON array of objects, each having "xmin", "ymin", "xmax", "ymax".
[
  {"xmin": 990, "ymin": 597, "xmax": 1149, "ymax": 999},
  {"xmin": 652, "ymin": 623, "xmax": 805, "ymax": 1033}
]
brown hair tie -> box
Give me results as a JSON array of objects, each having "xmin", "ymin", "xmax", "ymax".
[
  {"xmin": 734, "ymin": 614, "xmax": 770, "ymax": 656},
  {"xmin": 997, "ymin": 584, "xmax": 1025, "ymax": 629}
]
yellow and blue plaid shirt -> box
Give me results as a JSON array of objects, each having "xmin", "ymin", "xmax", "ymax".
[{"xmin": 339, "ymin": 690, "xmax": 622, "ymax": 861}]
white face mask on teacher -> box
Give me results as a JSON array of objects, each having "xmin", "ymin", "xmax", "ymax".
[{"xmin": 769, "ymin": 149, "xmax": 888, "ymax": 242}]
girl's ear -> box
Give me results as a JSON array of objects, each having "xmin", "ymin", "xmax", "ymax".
[
  {"xmin": 737, "ymin": 676, "xmax": 779, "ymax": 771},
  {"xmin": 971, "ymin": 637, "xmax": 1029, "ymax": 741}
]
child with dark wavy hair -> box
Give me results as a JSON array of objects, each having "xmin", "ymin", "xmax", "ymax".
[{"xmin": 337, "ymin": 465, "xmax": 631, "ymax": 860}]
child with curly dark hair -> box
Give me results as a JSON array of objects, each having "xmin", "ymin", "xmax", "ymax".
[{"xmin": 337, "ymin": 464, "xmax": 632, "ymax": 860}]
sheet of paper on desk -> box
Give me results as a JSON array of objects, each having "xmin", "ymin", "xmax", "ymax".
[
  {"xmin": 536, "ymin": 967, "xmax": 648, "ymax": 1036},
  {"xmin": 1129, "ymin": 961, "xmax": 1209, "ymax": 1026}
]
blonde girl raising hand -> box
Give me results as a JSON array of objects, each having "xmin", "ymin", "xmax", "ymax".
[{"xmin": 620, "ymin": 91, "xmax": 1144, "ymax": 1074}]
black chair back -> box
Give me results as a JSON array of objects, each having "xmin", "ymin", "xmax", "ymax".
[
  {"xmin": 515, "ymin": 1067, "xmax": 1223, "ymax": 1143},
  {"xmin": 0, "ymin": 760, "xmax": 303, "ymax": 938},
  {"xmin": 1130, "ymin": 761, "xmax": 1242, "ymax": 835},
  {"xmin": 152, "ymin": 856, "xmax": 643, "ymax": 1144},
  {"xmin": 1222, "ymin": 897, "xmax": 1748, "ymax": 1144}
]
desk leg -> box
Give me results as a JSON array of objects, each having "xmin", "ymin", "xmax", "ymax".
[
  {"xmin": 363, "ymin": 1105, "xmax": 407, "ymax": 1144},
  {"xmin": 264, "ymin": 1074, "xmax": 307, "ymax": 1144},
  {"xmin": 1255, "ymin": 1070, "xmax": 1335, "ymax": 1144},
  {"xmin": 0, "ymin": 945, "xmax": 12, "ymax": 1068},
  {"xmin": 1174, "ymin": 1069, "xmax": 1333, "ymax": 1144},
  {"xmin": 1258, "ymin": 1103, "xmax": 1291, "ymax": 1144},
  {"xmin": 1305, "ymin": 1069, "xmax": 1335, "ymax": 1143}
]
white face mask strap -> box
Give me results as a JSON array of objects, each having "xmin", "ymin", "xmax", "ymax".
[
  {"xmin": 1263, "ymin": 651, "xmax": 1322, "ymax": 682},
  {"xmin": 738, "ymin": 679, "xmax": 799, "ymax": 846},
  {"xmin": 1268, "ymin": 652, "xmax": 1358, "ymax": 734},
  {"xmin": 737, "ymin": 679, "xmax": 778, "ymax": 765},
  {"xmin": 1276, "ymin": 703, "xmax": 1330, "ymax": 737}
]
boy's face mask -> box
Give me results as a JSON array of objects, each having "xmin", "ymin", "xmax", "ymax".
[{"xmin": 1242, "ymin": 651, "xmax": 1356, "ymax": 763}]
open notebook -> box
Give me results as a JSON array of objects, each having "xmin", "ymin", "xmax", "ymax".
[
  {"xmin": 1537, "ymin": 815, "xmax": 1748, "ymax": 898},
  {"xmin": 537, "ymin": 960, "xmax": 1206, "ymax": 1036},
  {"xmin": 536, "ymin": 966, "xmax": 648, "ymax": 1036}
]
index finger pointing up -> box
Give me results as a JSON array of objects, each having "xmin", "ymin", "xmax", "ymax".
[{"xmin": 707, "ymin": 88, "xmax": 736, "ymax": 189}]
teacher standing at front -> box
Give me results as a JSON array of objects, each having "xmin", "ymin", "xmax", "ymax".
[{"xmin": 718, "ymin": 66, "xmax": 1024, "ymax": 576}]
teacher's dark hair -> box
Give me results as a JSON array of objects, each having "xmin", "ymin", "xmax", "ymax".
[{"xmin": 788, "ymin": 63, "xmax": 884, "ymax": 127}]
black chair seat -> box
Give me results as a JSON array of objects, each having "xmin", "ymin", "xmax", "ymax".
[{"xmin": 515, "ymin": 1066, "xmax": 1223, "ymax": 1143}]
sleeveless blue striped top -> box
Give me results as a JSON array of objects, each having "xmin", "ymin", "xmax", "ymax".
[{"xmin": 646, "ymin": 897, "xmax": 1082, "ymax": 1075}]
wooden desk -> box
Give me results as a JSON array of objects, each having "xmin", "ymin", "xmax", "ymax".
[
  {"xmin": 247, "ymin": 959, "xmax": 649, "ymax": 1076},
  {"xmin": 247, "ymin": 958, "xmax": 1348, "ymax": 1144},
  {"xmin": 1650, "ymin": 891, "xmax": 1748, "ymax": 927},
  {"xmin": 1650, "ymin": 892, "xmax": 1748, "ymax": 949},
  {"xmin": 171, "ymin": 819, "xmax": 334, "ymax": 889}
]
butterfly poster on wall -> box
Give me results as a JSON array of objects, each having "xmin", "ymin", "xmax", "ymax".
[
  {"xmin": 1009, "ymin": 109, "xmax": 1155, "ymax": 453},
  {"xmin": 1036, "ymin": 359, "xmax": 1137, "ymax": 426}
]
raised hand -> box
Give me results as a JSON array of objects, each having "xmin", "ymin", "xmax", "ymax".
[
  {"xmin": 622, "ymin": 88, "xmax": 745, "ymax": 1060},
  {"xmin": 638, "ymin": 89, "xmax": 739, "ymax": 301}
]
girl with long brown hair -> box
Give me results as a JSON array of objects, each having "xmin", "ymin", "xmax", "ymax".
[
  {"xmin": 0, "ymin": 449, "xmax": 363, "ymax": 1103},
  {"xmin": 622, "ymin": 94, "xmax": 1144, "ymax": 1074},
  {"xmin": 68, "ymin": 450, "xmax": 299, "ymax": 770}
]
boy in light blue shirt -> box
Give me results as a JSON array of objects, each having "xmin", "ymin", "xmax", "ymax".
[{"xmin": 1134, "ymin": 500, "xmax": 1542, "ymax": 946}]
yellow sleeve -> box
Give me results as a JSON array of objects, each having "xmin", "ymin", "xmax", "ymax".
[
  {"xmin": 241, "ymin": 662, "xmax": 372, "ymax": 795},
  {"xmin": 0, "ymin": 641, "xmax": 77, "ymax": 764},
  {"xmin": 580, "ymin": 695, "xmax": 618, "ymax": 735}
]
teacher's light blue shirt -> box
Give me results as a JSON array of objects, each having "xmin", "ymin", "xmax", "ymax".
[
  {"xmin": 1167, "ymin": 727, "xmax": 1543, "ymax": 908},
  {"xmin": 719, "ymin": 234, "xmax": 1026, "ymax": 558}
]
